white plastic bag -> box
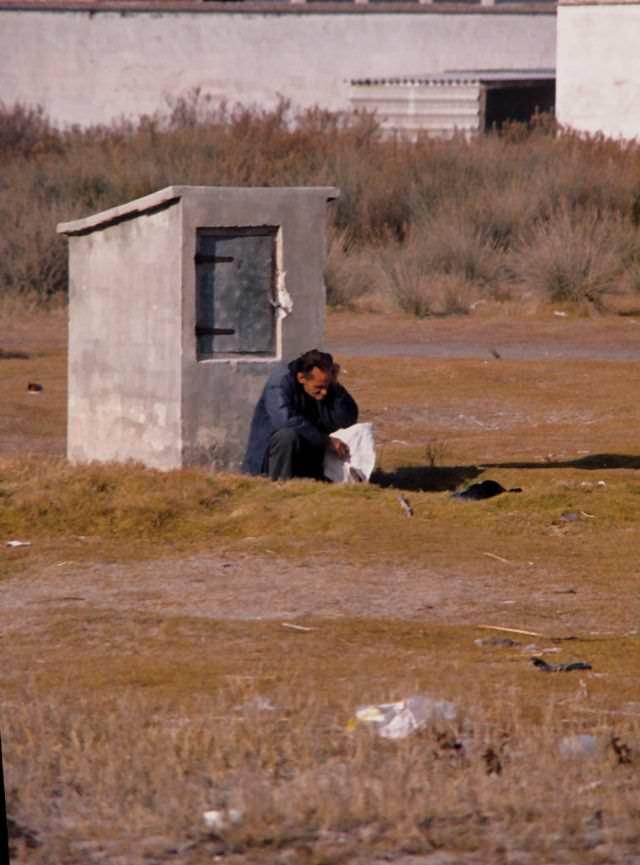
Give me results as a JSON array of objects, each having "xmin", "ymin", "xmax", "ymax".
[
  {"xmin": 354, "ymin": 695, "xmax": 457, "ymax": 740},
  {"xmin": 323, "ymin": 422, "xmax": 376, "ymax": 484}
]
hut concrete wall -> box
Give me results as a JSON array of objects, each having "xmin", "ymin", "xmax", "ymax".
[
  {"xmin": 178, "ymin": 187, "xmax": 328, "ymax": 471},
  {"xmin": 67, "ymin": 203, "xmax": 184, "ymax": 469}
]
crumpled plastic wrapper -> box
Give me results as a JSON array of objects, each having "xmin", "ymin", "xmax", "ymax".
[{"xmin": 350, "ymin": 695, "xmax": 457, "ymax": 740}]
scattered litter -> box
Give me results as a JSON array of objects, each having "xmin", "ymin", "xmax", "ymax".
[
  {"xmin": 553, "ymin": 310, "xmax": 569, "ymax": 318},
  {"xmin": 611, "ymin": 735, "xmax": 633, "ymax": 764},
  {"xmin": 578, "ymin": 781, "xmax": 602, "ymax": 793},
  {"xmin": 579, "ymin": 481, "xmax": 605, "ymax": 491},
  {"xmin": 483, "ymin": 551, "xmax": 512, "ymax": 564},
  {"xmin": 532, "ymin": 658, "xmax": 592, "ymax": 673},
  {"xmin": 27, "ymin": 381, "xmax": 43, "ymax": 393},
  {"xmin": 559, "ymin": 734, "xmax": 598, "ymax": 757},
  {"xmin": 479, "ymin": 625, "xmax": 542, "ymax": 637},
  {"xmin": 203, "ymin": 809, "xmax": 243, "ymax": 832},
  {"xmin": 523, "ymin": 644, "xmax": 561, "ymax": 655},
  {"xmin": 391, "ymin": 439, "xmax": 409, "ymax": 445},
  {"xmin": 398, "ymin": 495, "xmax": 413, "ymax": 517},
  {"xmin": 451, "ymin": 480, "xmax": 522, "ymax": 501},
  {"xmin": 474, "ymin": 637, "xmax": 520, "ymax": 648},
  {"xmin": 553, "ymin": 587, "xmax": 577, "ymax": 594},
  {"xmin": 560, "ymin": 510, "xmax": 596, "ymax": 522},
  {"xmin": 501, "ymin": 600, "xmax": 515, "ymax": 605},
  {"xmin": 225, "ymin": 674, "xmax": 277, "ymax": 681},
  {"xmin": 574, "ymin": 705, "xmax": 640, "ymax": 718},
  {"xmin": 236, "ymin": 696, "xmax": 276, "ymax": 713},
  {"xmin": 350, "ymin": 695, "xmax": 457, "ymax": 740},
  {"xmin": 281, "ymin": 622, "xmax": 316, "ymax": 633},
  {"xmin": 5, "ymin": 539, "xmax": 32, "ymax": 548}
]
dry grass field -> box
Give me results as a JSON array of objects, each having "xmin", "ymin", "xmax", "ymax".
[{"xmin": 2, "ymin": 304, "xmax": 640, "ymax": 864}]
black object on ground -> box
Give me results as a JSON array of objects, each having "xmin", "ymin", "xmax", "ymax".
[
  {"xmin": 0, "ymin": 349, "xmax": 29, "ymax": 360},
  {"xmin": 451, "ymin": 480, "xmax": 523, "ymax": 501},
  {"xmin": 1, "ymin": 733, "xmax": 10, "ymax": 864},
  {"xmin": 532, "ymin": 658, "xmax": 592, "ymax": 672}
]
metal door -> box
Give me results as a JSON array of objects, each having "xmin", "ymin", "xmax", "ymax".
[{"xmin": 196, "ymin": 227, "xmax": 276, "ymax": 358}]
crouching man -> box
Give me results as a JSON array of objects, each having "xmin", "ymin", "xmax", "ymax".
[{"xmin": 241, "ymin": 349, "xmax": 358, "ymax": 481}]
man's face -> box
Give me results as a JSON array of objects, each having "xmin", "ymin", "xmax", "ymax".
[{"xmin": 297, "ymin": 367, "xmax": 332, "ymax": 401}]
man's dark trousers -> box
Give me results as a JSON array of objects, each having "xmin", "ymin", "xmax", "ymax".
[{"xmin": 266, "ymin": 429, "xmax": 325, "ymax": 481}]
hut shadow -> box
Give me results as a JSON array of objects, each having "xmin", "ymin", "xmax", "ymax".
[
  {"xmin": 371, "ymin": 453, "xmax": 640, "ymax": 493},
  {"xmin": 371, "ymin": 464, "xmax": 482, "ymax": 493}
]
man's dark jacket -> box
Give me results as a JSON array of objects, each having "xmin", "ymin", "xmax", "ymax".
[{"xmin": 242, "ymin": 361, "xmax": 358, "ymax": 476}]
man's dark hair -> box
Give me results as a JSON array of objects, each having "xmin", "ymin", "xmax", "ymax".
[{"xmin": 295, "ymin": 349, "xmax": 334, "ymax": 378}]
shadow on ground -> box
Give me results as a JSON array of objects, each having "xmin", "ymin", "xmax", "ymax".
[
  {"xmin": 372, "ymin": 465, "xmax": 482, "ymax": 492},
  {"xmin": 372, "ymin": 453, "xmax": 640, "ymax": 492}
]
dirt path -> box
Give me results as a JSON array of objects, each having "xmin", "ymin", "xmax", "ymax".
[
  {"xmin": 0, "ymin": 551, "xmax": 623, "ymax": 637},
  {"xmin": 327, "ymin": 311, "xmax": 640, "ymax": 361}
]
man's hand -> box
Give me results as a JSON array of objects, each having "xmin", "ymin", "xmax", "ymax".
[{"xmin": 328, "ymin": 436, "xmax": 350, "ymax": 461}]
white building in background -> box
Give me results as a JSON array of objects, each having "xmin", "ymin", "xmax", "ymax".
[
  {"xmin": 350, "ymin": 69, "xmax": 555, "ymax": 138},
  {"xmin": 557, "ymin": 0, "xmax": 640, "ymax": 139},
  {"xmin": 0, "ymin": 0, "xmax": 557, "ymax": 128}
]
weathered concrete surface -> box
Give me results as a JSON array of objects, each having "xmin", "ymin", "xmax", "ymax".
[
  {"xmin": 179, "ymin": 187, "xmax": 332, "ymax": 470},
  {"xmin": 556, "ymin": 0, "xmax": 640, "ymax": 139},
  {"xmin": 59, "ymin": 185, "xmax": 336, "ymax": 471},
  {"xmin": 65, "ymin": 201, "xmax": 184, "ymax": 469},
  {"xmin": 0, "ymin": 4, "xmax": 556, "ymax": 126}
]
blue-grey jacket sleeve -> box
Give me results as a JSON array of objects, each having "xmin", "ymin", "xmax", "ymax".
[
  {"xmin": 263, "ymin": 371, "xmax": 331, "ymax": 449},
  {"xmin": 324, "ymin": 383, "xmax": 358, "ymax": 432}
]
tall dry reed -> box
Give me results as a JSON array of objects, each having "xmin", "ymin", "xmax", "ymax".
[{"xmin": 3, "ymin": 95, "xmax": 640, "ymax": 313}]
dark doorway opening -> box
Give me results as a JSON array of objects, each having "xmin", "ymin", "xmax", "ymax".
[{"xmin": 485, "ymin": 81, "xmax": 555, "ymax": 130}]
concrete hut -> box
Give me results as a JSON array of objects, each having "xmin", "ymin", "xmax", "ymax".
[{"xmin": 57, "ymin": 185, "xmax": 338, "ymax": 471}]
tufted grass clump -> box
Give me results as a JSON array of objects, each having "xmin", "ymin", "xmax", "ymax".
[{"xmin": 3, "ymin": 96, "xmax": 640, "ymax": 313}]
